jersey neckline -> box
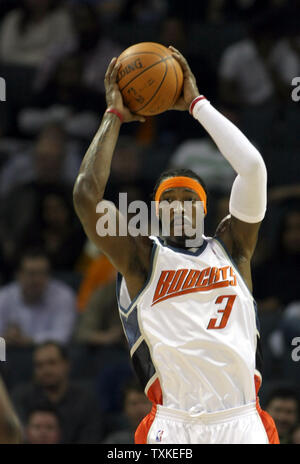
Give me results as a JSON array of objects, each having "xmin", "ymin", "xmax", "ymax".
[{"xmin": 156, "ymin": 236, "xmax": 208, "ymax": 256}]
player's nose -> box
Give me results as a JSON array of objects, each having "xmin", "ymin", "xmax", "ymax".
[{"xmin": 172, "ymin": 200, "xmax": 184, "ymax": 214}]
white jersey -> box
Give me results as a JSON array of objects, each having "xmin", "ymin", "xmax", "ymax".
[{"xmin": 117, "ymin": 236, "xmax": 262, "ymax": 414}]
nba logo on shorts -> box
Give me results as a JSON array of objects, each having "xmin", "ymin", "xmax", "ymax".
[{"xmin": 156, "ymin": 429, "xmax": 164, "ymax": 442}]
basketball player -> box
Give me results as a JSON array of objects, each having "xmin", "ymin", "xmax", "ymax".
[{"xmin": 73, "ymin": 47, "xmax": 279, "ymax": 444}]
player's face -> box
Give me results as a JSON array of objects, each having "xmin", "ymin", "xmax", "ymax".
[{"xmin": 159, "ymin": 187, "xmax": 204, "ymax": 247}]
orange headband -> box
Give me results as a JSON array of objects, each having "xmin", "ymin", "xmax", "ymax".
[{"xmin": 155, "ymin": 176, "xmax": 207, "ymax": 216}]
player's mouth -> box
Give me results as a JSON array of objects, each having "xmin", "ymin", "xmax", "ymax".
[{"xmin": 171, "ymin": 215, "xmax": 194, "ymax": 236}]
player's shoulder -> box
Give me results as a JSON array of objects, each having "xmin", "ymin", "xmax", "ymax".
[{"xmin": 128, "ymin": 235, "xmax": 154, "ymax": 274}]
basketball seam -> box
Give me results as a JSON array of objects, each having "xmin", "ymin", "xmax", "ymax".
[
  {"xmin": 118, "ymin": 42, "xmax": 169, "ymax": 65},
  {"xmin": 133, "ymin": 59, "xmax": 169, "ymax": 113},
  {"xmin": 117, "ymin": 51, "xmax": 164, "ymax": 67},
  {"xmin": 118, "ymin": 55, "xmax": 173, "ymax": 93},
  {"xmin": 168, "ymin": 56, "xmax": 179, "ymax": 107}
]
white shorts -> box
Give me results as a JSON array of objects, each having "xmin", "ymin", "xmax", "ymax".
[{"xmin": 147, "ymin": 402, "xmax": 269, "ymax": 444}]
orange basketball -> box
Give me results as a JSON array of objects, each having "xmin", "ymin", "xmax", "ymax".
[{"xmin": 116, "ymin": 42, "xmax": 183, "ymax": 116}]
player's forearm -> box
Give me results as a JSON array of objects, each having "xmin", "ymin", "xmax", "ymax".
[
  {"xmin": 74, "ymin": 112, "xmax": 121, "ymax": 205},
  {"xmin": 192, "ymin": 100, "xmax": 265, "ymax": 178}
]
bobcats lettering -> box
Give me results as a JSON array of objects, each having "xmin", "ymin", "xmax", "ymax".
[{"xmin": 152, "ymin": 266, "xmax": 237, "ymax": 306}]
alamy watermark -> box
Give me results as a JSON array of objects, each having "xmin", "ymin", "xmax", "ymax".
[
  {"xmin": 0, "ymin": 337, "xmax": 6, "ymax": 361},
  {"xmin": 0, "ymin": 77, "xmax": 6, "ymax": 101},
  {"xmin": 291, "ymin": 337, "xmax": 300, "ymax": 362},
  {"xmin": 95, "ymin": 194, "xmax": 205, "ymax": 248},
  {"xmin": 291, "ymin": 77, "xmax": 300, "ymax": 102}
]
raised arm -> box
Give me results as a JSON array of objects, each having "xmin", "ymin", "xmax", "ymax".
[
  {"xmin": 169, "ymin": 47, "xmax": 267, "ymax": 283},
  {"xmin": 0, "ymin": 377, "xmax": 22, "ymax": 444},
  {"xmin": 73, "ymin": 58, "xmax": 150, "ymax": 280},
  {"xmin": 191, "ymin": 99, "xmax": 267, "ymax": 255}
]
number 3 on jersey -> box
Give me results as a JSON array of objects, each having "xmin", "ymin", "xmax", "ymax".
[{"xmin": 207, "ymin": 295, "xmax": 236, "ymax": 330}]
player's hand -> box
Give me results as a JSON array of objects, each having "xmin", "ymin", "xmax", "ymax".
[
  {"xmin": 104, "ymin": 57, "xmax": 146, "ymax": 123},
  {"xmin": 168, "ymin": 46, "xmax": 200, "ymax": 111}
]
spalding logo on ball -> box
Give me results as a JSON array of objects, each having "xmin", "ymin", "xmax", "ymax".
[{"xmin": 117, "ymin": 42, "xmax": 183, "ymax": 116}]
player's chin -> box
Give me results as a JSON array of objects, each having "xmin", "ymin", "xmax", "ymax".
[{"xmin": 166, "ymin": 233, "xmax": 190, "ymax": 248}]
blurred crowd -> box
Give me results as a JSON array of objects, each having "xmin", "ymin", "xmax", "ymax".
[{"xmin": 0, "ymin": 0, "xmax": 300, "ymax": 444}]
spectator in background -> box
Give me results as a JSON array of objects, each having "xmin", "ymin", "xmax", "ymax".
[
  {"xmin": 12, "ymin": 342, "xmax": 103, "ymax": 443},
  {"xmin": 164, "ymin": 1, "xmax": 209, "ymax": 22},
  {"xmin": 205, "ymin": 0, "xmax": 291, "ymax": 23},
  {"xmin": 264, "ymin": 386, "xmax": 300, "ymax": 444},
  {"xmin": 0, "ymin": 249, "xmax": 76, "ymax": 345},
  {"xmin": 0, "ymin": 376, "xmax": 22, "ymax": 444},
  {"xmin": 291, "ymin": 423, "xmax": 300, "ymax": 444},
  {"xmin": 34, "ymin": 2, "xmax": 122, "ymax": 97},
  {"xmin": 119, "ymin": 0, "xmax": 167, "ymax": 24},
  {"xmin": 20, "ymin": 190, "xmax": 85, "ymax": 274},
  {"xmin": 0, "ymin": 0, "xmax": 73, "ymax": 67},
  {"xmin": 253, "ymin": 205, "xmax": 300, "ymax": 312},
  {"xmin": 218, "ymin": 12, "xmax": 299, "ymax": 109},
  {"xmin": 76, "ymin": 246, "xmax": 116, "ymax": 312},
  {"xmin": 266, "ymin": 300, "xmax": 300, "ymax": 385},
  {"xmin": 25, "ymin": 403, "xmax": 62, "ymax": 444},
  {"xmin": 0, "ymin": 1, "xmax": 18, "ymax": 19},
  {"xmin": 75, "ymin": 281, "xmax": 124, "ymax": 347},
  {"xmin": 74, "ymin": 280, "xmax": 126, "ymax": 383},
  {"xmin": 95, "ymin": 0, "xmax": 125, "ymax": 25},
  {"xmin": 18, "ymin": 54, "xmax": 104, "ymax": 139},
  {"xmin": 168, "ymin": 138, "xmax": 235, "ymax": 195},
  {"xmin": 104, "ymin": 135, "xmax": 154, "ymax": 205},
  {"xmin": 0, "ymin": 124, "xmax": 80, "ymax": 198},
  {"xmin": 0, "ymin": 124, "xmax": 75, "ymax": 275},
  {"xmin": 102, "ymin": 378, "xmax": 152, "ymax": 444}
]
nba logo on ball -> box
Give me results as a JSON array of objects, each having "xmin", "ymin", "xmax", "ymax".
[{"xmin": 156, "ymin": 429, "xmax": 164, "ymax": 442}]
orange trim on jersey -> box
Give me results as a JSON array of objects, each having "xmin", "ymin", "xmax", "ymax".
[
  {"xmin": 155, "ymin": 176, "xmax": 207, "ymax": 216},
  {"xmin": 146, "ymin": 377, "xmax": 163, "ymax": 405},
  {"xmin": 135, "ymin": 404, "xmax": 157, "ymax": 444},
  {"xmin": 254, "ymin": 374, "xmax": 280, "ymax": 444},
  {"xmin": 135, "ymin": 378, "xmax": 163, "ymax": 444}
]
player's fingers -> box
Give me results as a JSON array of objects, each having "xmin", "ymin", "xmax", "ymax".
[
  {"xmin": 169, "ymin": 46, "xmax": 185, "ymax": 61},
  {"xmin": 131, "ymin": 113, "xmax": 146, "ymax": 123},
  {"xmin": 169, "ymin": 45, "xmax": 181, "ymax": 53},
  {"xmin": 169, "ymin": 46, "xmax": 190, "ymax": 72},
  {"xmin": 111, "ymin": 60, "xmax": 121, "ymax": 83},
  {"xmin": 105, "ymin": 57, "xmax": 118, "ymax": 82}
]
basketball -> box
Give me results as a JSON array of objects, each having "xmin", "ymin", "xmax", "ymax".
[{"xmin": 116, "ymin": 42, "xmax": 183, "ymax": 116}]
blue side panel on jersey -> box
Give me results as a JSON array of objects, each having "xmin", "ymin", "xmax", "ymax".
[
  {"xmin": 132, "ymin": 339, "xmax": 156, "ymax": 390},
  {"xmin": 253, "ymin": 300, "xmax": 261, "ymax": 334},
  {"xmin": 253, "ymin": 300, "xmax": 263, "ymax": 375},
  {"xmin": 116, "ymin": 276, "xmax": 157, "ymax": 388},
  {"xmin": 119, "ymin": 304, "xmax": 141, "ymax": 350}
]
